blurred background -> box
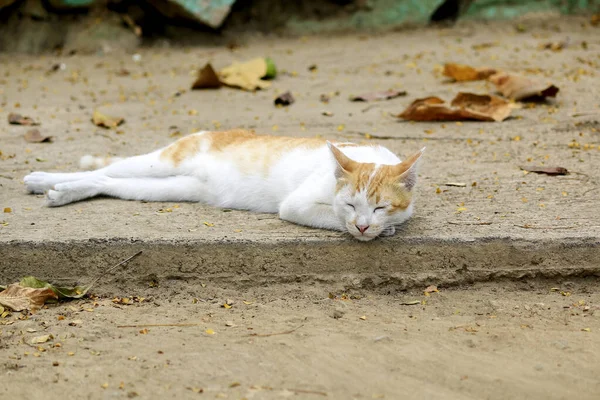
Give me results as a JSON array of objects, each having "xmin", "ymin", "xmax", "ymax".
[{"xmin": 1, "ymin": 0, "xmax": 599, "ymax": 53}]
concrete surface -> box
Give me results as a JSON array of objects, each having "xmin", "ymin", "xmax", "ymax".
[{"xmin": 1, "ymin": 17, "xmax": 599, "ymax": 292}]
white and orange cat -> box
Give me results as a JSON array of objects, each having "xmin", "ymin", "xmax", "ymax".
[{"xmin": 24, "ymin": 129, "xmax": 424, "ymax": 241}]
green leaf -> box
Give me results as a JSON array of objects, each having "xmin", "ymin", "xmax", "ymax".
[
  {"xmin": 264, "ymin": 57, "xmax": 277, "ymax": 79},
  {"xmin": 19, "ymin": 276, "xmax": 91, "ymax": 300}
]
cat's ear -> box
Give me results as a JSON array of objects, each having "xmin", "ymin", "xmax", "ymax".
[
  {"xmin": 392, "ymin": 147, "xmax": 425, "ymax": 191},
  {"xmin": 327, "ymin": 142, "xmax": 358, "ymax": 178}
]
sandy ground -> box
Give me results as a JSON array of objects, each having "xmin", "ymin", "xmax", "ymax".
[
  {"xmin": 1, "ymin": 16, "xmax": 600, "ymax": 400},
  {"xmin": 1, "ymin": 281, "xmax": 600, "ymax": 399}
]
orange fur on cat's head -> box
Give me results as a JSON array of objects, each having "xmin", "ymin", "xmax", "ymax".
[{"xmin": 328, "ymin": 142, "xmax": 424, "ymax": 241}]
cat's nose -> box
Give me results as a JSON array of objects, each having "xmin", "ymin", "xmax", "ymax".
[{"xmin": 356, "ymin": 225, "xmax": 369, "ymax": 234}]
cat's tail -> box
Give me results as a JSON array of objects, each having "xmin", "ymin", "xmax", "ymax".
[{"xmin": 79, "ymin": 155, "xmax": 123, "ymax": 170}]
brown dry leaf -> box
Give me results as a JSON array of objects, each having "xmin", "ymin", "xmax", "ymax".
[
  {"xmin": 219, "ymin": 58, "xmax": 271, "ymax": 91},
  {"xmin": 191, "ymin": 63, "xmax": 222, "ymax": 90},
  {"xmin": 274, "ymin": 91, "xmax": 295, "ymax": 106},
  {"xmin": 92, "ymin": 110, "xmax": 124, "ymax": 129},
  {"xmin": 24, "ymin": 129, "xmax": 53, "ymax": 143},
  {"xmin": 489, "ymin": 72, "xmax": 559, "ymax": 101},
  {"xmin": 0, "ymin": 284, "xmax": 57, "ymax": 312},
  {"xmin": 350, "ymin": 90, "xmax": 407, "ymax": 102},
  {"xmin": 8, "ymin": 113, "xmax": 39, "ymax": 126},
  {"xmin": 520, "ymin": 166, "xmax": 568, "ymax": 175},
  {"xmin": 539, "ymin": 38, "xmax": 569, "ymax": 51},
  {"xmin": 443, "ymin": 63, "xmax": 497, "ymax": 82},
  {"xmin": 398, "ymin": 93, "xmax": 512, "ymax": 122}
]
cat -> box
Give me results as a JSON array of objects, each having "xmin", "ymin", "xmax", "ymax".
[{"xmin": 24, "ymin": 129, "xmax": 424, "ymax": 241}]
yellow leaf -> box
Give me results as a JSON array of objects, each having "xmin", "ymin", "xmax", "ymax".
[
  {"xmin": 3, "ymin": 207, "xmax": 11, "ymax": 213},
  {"xmin": 203, "ymin": 222, "xmax": 215, "ymax": 227},
  {"xmin": 582, "ymin": 328, "xmax": 591, "ymax": 332},
  {"xmin": 223, "ymin": 303, "xmax": 232, "ymax": 309},
  {"xmin": 219, "ymin": 58, "xmax": 270, "ymax": 91},
  {"xmin": 359, "ymin": 315, "xmax": 367, "ymax": 320},
  {"xmin": 92, "ymin": 110, "xmax": 124, "ymax": 129},
  {"xmin": 205, "ymin": 329, "xmax": 215, "ymax": 335}
]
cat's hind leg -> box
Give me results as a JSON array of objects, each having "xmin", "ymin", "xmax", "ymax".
[
  {"xmin": 24, "ymin": 171, "xmax": 100, "ymax": 194},
  {"xmin": 46, "ymin": 175, "xmax": 207, "ymax": 207}
]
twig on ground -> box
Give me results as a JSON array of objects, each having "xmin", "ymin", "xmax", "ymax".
[
  {"xmin": 514, "ymin": 224, "xmax": 574, "ymax": 230},
  {"xmin": 571, "ymin": 111, "xmax": 600, "ymax": 117},
  {"xmin": 287, "ymin": 388, "xmax": 328, "ymax": 396},
  {"xmin": 118, "ymin": 323, "xmax": 202, "ymax": 328},
  {"xmin": 448, "ymin": 221, "xmax": 492, "ymax": 225},
  {"xmin": 245, "ymin": 324, "xmax": 304, "ymax": 337},
  {"xmin": 87, "ymin": 251, "xmax": 143, "ymax": 288}
]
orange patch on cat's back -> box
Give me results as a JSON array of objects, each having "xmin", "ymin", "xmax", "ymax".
[{"xmin": 161, "ymin": 129, "xmax": 328, "ymax": 170}]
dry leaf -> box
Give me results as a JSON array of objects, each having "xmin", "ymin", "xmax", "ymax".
[
  {"xmin": 205, "ymin": 329, "xmax": 215, "ymax": 335},
  {"xmin": 398, "ymin": 93, "xmax": 512, "ymax": 122},
  {"xmin": 274, "ymin": 91, "xmax": 295, "ymax": 106},
  {"xmin": 401, "ymin": 300, "xmax": 421, "ymax": 305},
  {"xmin": 30, "ymin": 334, "xmax": 53, "ymax": 344},
  {"xmin": 92, "ymin": 110, "xmax": 124, "ymax": 129},
  {"xmin": 539, "ymin": 38, "xmax": 569, "ymax": 51},
  {"xmin": 520, "ymin": 166, "xmax": 568, "ymax": 175},
  {"xmin": 443, "ymin": 63, "xmax": 497, "ymax": 82},
  {"xmin": 350, "ymin": 90, "xmax": 407, "ymax": 102},
  {"xmin": 219, "ymin": 58, "xmax": 271, "ymax": 91},
  {"xmin": 424, "ymin": 285, "xmax": 439, "ymax": 293},
  {"xmin": 0, "ymin": 284, "xmax": 58, "ymax": 312},
  {"xmin": 489, "ymin": 72, "xmax": 559, "ymax": 101},
  {"xmin": 444, "ymin": 182, "xmax": 466, "ymax": 187},
  {"xmin": 24, "ymin": 129, "xmax": 53, "ymax": 143},
  {"xmin": 8, "ymin": 113, "xmax": 39, "ymax": 126},
  {"xmin": 191, "ymin": 63, "xmax": 222, "ymax": 90}
]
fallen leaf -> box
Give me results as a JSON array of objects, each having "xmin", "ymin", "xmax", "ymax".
[
  {"xmin": 92, "ymin": 110, "xmax": 124, "ymax": 129},
  {"xmin": 205, "ymin": 329, "xmax": 215, "ymax": 335},
  {"xmin": 219, "ymin": 58, "xmax": 272, "ymax": 91},
  {"xmin": 539, "ymin": 38, "xmax": 569, "ymax": 51},
  {"xmin": 3, "ymin": 207, "xmax": 11, "ymax": 213},
  {"xmin": 489, "ymin": 72, "xmax": 559, "ymax": 101},
  {"xmin": 0, "ymin": 284, "xmax": 57, "ymax": 312},
  {"xmin": 444, "ymin": 182, "xmax": 466, "ymax": 187},
  {"xmin": 24, "ymin": 129, "xmax": 53, "ymax": 143},
  {"xmin": 443, "ymin": 63, "xmax": 497, "ymax": 82},
  {"xmin": 424, "ymin": 285, "xmax": 439, "ymax": 293},
  {"xmin": 397, "ymin": 93, "xmax": 512, "ymax": 122},
  {"xmin": 30, "ymin": 334, "xmax": 53, "ymax": 344},
  {"xmin": 274, "ymin": 91, "xmax": 295, "ymax": 106},
  {"xmin": 191, "ymin": 63, "xmax": 222, "ymax": 90},
  {"xmin": 582, "ymin": 328, "xmax": 591, "ymax": 332},
  {"xmin": 322, "ymin": 111, "xmax": 333, "ymax": 117},
  {"xmin": 359, "ymin": 315, "xmax": 367, "ymax": 320},
  {"xmin": 8, "ymin": 113, "xmax": 39, "ymax": 126},
  {"xmin": 401, "ymin": 300, "xmax": 421, "ymax": 305},
  {"xmin": 350, "ymin": 90, "xmax": 407, "ymax": 102},
  {"xmin": 19, "ymin": 276, "xmax": 91, "ymax": 299},
  {"xmin": 520, "ymin": 166, "xmax": 568, "ymax": 175}
]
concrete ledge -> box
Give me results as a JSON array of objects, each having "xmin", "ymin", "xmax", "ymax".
[{"xmin": 2, "ymin": 237, "xmax": 598, "ymax": 294}]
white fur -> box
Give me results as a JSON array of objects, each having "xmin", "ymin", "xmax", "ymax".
[{"xmin": 23, "ymin": 131, "xmax": 422, "ymax": 241}]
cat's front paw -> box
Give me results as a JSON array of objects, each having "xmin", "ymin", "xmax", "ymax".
[
  {"xmin": 24, "ymin": 172, "xmax": 54, "ymax": 194},
  {"xmin": 380, "ymin": 226, "xmax": 396, "ymax": 237}
]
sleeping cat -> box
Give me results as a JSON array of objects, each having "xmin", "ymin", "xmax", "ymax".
[{"xmin": 24, "ymin": 129, "xmax": 424, "ymax": 241}]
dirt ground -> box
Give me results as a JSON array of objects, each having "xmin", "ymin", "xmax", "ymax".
[
  {"xmin": 1, "ymin": 281, "xmax": 600, "ymax": 399},
  {"xmin": 2, "ymin": 15, "xmax": 600, "ymax": 400}
]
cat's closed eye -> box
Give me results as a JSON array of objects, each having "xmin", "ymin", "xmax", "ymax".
[
  {"xmin": 346, "ymin": 203, "xmax": 355, "ymax": 210},
  {"xmin": 374, "ymin": 206, "xmax": 386, "ymax": 212}
]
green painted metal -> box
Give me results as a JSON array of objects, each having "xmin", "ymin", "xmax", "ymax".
[
  {"xmin": 463, "ymin": 0, "xmax": 600, "ymax": 20},
  {"xmin": 163, "ymin": 0, "xmax": 237, "ymax": 28}
]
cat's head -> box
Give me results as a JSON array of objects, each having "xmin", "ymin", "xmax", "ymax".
[{"xmin": 328, "ymin": 143, "xmax": 424, "ymax": 241}]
